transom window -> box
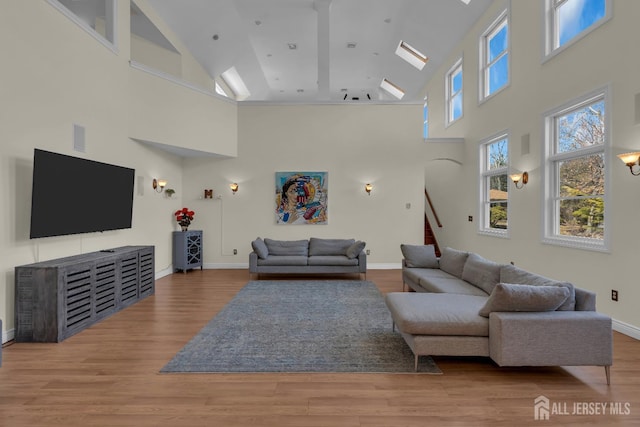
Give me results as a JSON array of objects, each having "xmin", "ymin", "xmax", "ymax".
[
  {"xmin": 48, "ymin": 0, "xmax": 117, "ymax": 51},
  {"xmin": 446, "ymin": 59, "xmax": 463, "ymax": 125},
  {"xmin": 479, "ymin": 9, "xmax": 509, "ymax": 101},
  {"xmin": 543, "ymin": 88, "xmax": 609, "ymax": 251},
  {"xmin": 545, "ymin": 0, "xmax": 610, "ymax": 58},
  {"xmin": 479, "ymin": 134, "xmax": 509, "ymax": 236}
]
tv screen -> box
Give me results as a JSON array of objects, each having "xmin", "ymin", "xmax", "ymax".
[{"xmin": 30, "ymin": 149, "xmax": 135, "ymax": 238}]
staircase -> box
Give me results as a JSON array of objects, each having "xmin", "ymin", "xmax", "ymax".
[{"xmin": 424, "ymin": 189, "xmax": 441, "ymax": 257}]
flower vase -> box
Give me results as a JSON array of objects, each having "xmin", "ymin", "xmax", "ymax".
[{"xmin": 181, "ymin": 225, "xmax": 188, "ymax": 232}]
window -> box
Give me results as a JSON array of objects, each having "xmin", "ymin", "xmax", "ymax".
[
  {"xmin": 479, "ymin": 9, "xmax": 509, "ymax": 101},
  {"xmin": 446, "ymin": 59, "xmax": 463, "ymax": 125},
  {"xmin": 423, "ymin": 97, "xmax": 429, "ymax": 139},
  {"xmin": 543, "ymin": 88, "xmax": 609, "ymax": 251},
  {"xmin": 48, "ymin": 0, "xmax": 117, "ymax": 52},
  {"xmin": 545, "ymin": 0, "xmax": 610, "ymax": 58},
  {"xmin": 479, "ymin": 133, "xmax": 509, "ymax": 236}
]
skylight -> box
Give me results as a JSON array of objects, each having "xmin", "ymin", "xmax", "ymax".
[
  {"xmin": 380, "ymin": 78, "xmax": 405, "ymax": 99},
  {"xmin": 221, "ymin": 66, "xmax": 250, "ymax": 101},
  {"xmin": 395, "ymin": 41, "xmax": 428, "ymax": 70}
]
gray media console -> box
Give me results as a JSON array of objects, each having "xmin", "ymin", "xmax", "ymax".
[{"xmin": 15, "ymin": 246, "xmax": 155, "ymax": 342}]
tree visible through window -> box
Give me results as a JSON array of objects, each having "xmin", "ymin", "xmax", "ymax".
[
  {"xmin": 480, "ymin": 135, "xmax": 509, "ymax": 234},
  {"xmin": 544, "ymin": 89, "xmax": 608, "ymax": 249}
]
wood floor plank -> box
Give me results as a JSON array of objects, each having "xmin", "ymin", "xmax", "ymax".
[{"xmin": 1, "ymin": 269, "xmax": 639, "ymax": 426}]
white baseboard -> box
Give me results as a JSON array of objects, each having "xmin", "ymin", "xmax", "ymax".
[
  {"xmin": 2, "ymin": 328, "xmax": 15, "ymax": 344},
  {"xmin": 155, "ymin": 266, "xmax": 174, "ymax": 280},
  {"xmin": 613, "ymin": 319, "xmax": 640, "ymax": 341}
]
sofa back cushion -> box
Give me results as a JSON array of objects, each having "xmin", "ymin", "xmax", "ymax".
[
  {"xmin": 439, "ymin": 247, "xmax": 469, "ymax": 278},
  {"xmin": 478, "ymin": 283, "xmax": 570, "ymax": 317},
  {"xmin": 500, "ymin": 264, "xmax": 576, "ymax": 311},
  {"xmin": 461, "ymin": 253, "xmax": 503, "ymax": 295},
  {"xmin": 400, "ymin": 244, "xmax": 439, "ymax": 268},
  {"xmin": 308, "ymin": 238, "xmax": 355, "ymax": 256},
  {"xmin": 264, "ymin": 238, "xmax": 309, "ymax": 256}
]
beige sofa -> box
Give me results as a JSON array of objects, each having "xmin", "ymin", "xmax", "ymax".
[{"xmin": 385, "ymin": 245, "xmax": 613, "ymax": 384}]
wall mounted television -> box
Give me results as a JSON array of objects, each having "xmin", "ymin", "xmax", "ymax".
[{"xmin": 30, "ymin": 149, "xmax": 135, "ymax": 239}]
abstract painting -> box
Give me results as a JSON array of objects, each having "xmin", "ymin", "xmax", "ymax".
[{"xmin": 275, "ymin": 172, "xmax": 328, "ymax": 224}]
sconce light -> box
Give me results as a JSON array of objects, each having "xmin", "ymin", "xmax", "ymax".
[
  {"xmin": 509, "ymin": 172, "xmax": 528, "ymax": 189},
  {"xmin": 365, "ymin": 183, "xmax": 373, "ymax": 195},
  {"xmin": 617, "ymin": 152, "xmax": 640, "ymax": 176},
  {"xmin": 152, "ymin": 178, "xmax": 167, "ymax": 193},
  {"xmin": 229, "ymin": 182, "xmax": 239, "ymax": 194}
]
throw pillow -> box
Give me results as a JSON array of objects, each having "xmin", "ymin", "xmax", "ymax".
[
  {"xmin": 500, "ymin": 264, "xmax": 576, "ymax": 311},
  {"xmin": 346, "ymin": 241, "xmax": 366, "ymax": 259},
  {"xmin": 400, "ymin": 244, "xmax": 438, "ymax": 268},
  {"xmin": 251, "ymin": 238, "xmax": 269, "ymax": 259},
  {"xmin": 309, "ymin": 238, "xmax": 355, "ymax": 256},
  {"xmin": 478, "ymin": 283, "xmax": 570, "ymax": 318},
  {"xmin": 461, "ymin": 253, "xmax": 503, "ymax": 294},
  {"xmin": 264, "ymin": 238, "xmax": 309, "ymax": 256},
  {"xmin": 439, "ymin": 247, "xmax": 469, "ymax": 278}
]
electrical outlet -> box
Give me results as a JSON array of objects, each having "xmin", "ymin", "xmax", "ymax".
[
  {"xmin": 611, "ymin": 289, "xmax": 618, "ymax": 301},
  {"xmin": 233, "ymin": 249, "xmax": 237, "ymax": 255},
  {"xmin": 366, "ymin": 249, "xmax": 371, "ymax": 255},
  {"xmin": 468, "ymin": 215, "xmax": 473, "ymax": 222}
]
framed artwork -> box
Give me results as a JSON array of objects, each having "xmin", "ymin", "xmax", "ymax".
[{"xmin": 275, "ymin": 172, "xmax": 328, "ymax": 225}]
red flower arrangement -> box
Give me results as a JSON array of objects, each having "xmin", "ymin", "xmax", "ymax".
[{"xmin": 174, "ymin": 207, "xmax": 195, "ymax": 229}]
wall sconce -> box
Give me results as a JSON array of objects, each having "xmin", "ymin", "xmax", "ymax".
[
  {"xmin": 365, "ymin": 183, "xmax": 373, "ymax": 195},
  {"xmin": 617, "ymin": 152, "xmax": 640, "ymax": 175},
  {"xmin": 229, "ymin": 182, "xmax": 239, "ymax": 194},
  {"xmin": 509, "ymin": 172, "xmax": 528, "ymax": 189},
  {"xmin": 152, "ymin": 178, "xmax": 167, "ymax": 193}
]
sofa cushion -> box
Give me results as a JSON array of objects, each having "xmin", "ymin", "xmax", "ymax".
[
  {"xmin": 308, "ymin": 238, "xmax": 355, "ymax": 256},
  {"xmin": 251, "ymin": 237, "xmax": 269, "ymax": 259},
  {"xmin": 420, "ymin": 277, "xmax": 490, "ymax": 297},
  {"xmin": 346, "ymin": 240, "xmax": 366, "ymax": 259},
  {"xmin": 461, "ymin": 253, "xmax": 503, "ymax": 294},
  {"xmin": 500, "ymin": 264, "xmax": 576, "ymax": 311},
  {"xmin": 307, "ymin": 255, "xmax": 359, "ymax": 266},
  {"xmin": 257, "ymin": 255, "xmax": 308, "ymax": 266},
  {"xmin": 401, "ymin": 244, "xmax": 438, "ymax": 268},
  {"xmin": 385, "ymin": 293, "xmax": 489, "ymax": 337},
  {"xmin": 264, "ymin": 238, "xmax": 309, "ymax": 256},
  {"xmin": 478, "ymin": 283, "xmax": 570, "ymax": 318},
  {"xmin": 439, "ymin": 247, "xmax": 469, "ymax": 278}
]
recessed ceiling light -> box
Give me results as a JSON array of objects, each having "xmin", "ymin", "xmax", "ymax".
[
  {"xmin": 380, "ymin": 78, "xmax": 405, "ymax": 100},
  {"xmin": 384, "ymin": 18, "xmax": 391, "ymax": 24},
  {"xmin": 288, "ymin": 43, "xmax": 297, "ymax": 50},
  {"xmin": 347, "ymin": 42, "xmax": 357, "ymax": 49},
  {"xmin": 255, "ymin": 20, "xmax": 262, "ymax": 25},
  {"xmin": 395, "ymin": 40, "xmax": 428, "ymax": 70},
  {"xmin": 212, "ymin": 34, "xmax": 219, "ymax": 41}
]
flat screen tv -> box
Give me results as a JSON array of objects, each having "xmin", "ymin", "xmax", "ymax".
[{"xmin": 30, "ymin": 149, "xmax": 135, "ymax": 238}]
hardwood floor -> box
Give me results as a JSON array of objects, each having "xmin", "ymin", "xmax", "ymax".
[{"xmin": 1, "ymin": 269, "xmax": 639, "ymax": 426}]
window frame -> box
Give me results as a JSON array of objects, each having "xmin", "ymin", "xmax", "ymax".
[
  {"xmin": 47, "ymin": 0, "xmax": 118, "ymax": 54},
  {"xmin": 445, "ymin": 58, "xmax": 463, "ymax": 126},
  {"xmin": 543, "ymin": 0, "xmax": 612, "ymax": 62},
  {"xmin": 479, "ymin": 6, "xmax": 510, "ymax": 104},
  {"xmin": 542, "ymin": 86, "xmax": 611, "ymax": 252},
  {"xmin": 478, "ymin": 131, "xmax": 511, "ymax": 238}
]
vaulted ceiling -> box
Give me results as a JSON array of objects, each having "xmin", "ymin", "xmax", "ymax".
[{"xmin": 146, "ymin": 0, "xmax": 493, "ymax": 103}]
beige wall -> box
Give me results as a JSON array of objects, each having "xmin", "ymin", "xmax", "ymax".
[
  {"xmin": 0, "ymin": 0, "xmax": 236, "ymax": 340},
  {"xmin": 2, "ymin": 0, "xmax": 639, "ymax": 342},
  {"xmin": 422, "ymin": 0, "xmax": 640, "ymax": 335}
]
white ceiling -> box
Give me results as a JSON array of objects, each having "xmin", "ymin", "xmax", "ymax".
[{"xmin": 145, "ymin": 0, "xmax": 493, "ymax": 103}]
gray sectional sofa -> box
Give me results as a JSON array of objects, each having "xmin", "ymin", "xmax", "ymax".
[
  {"xmin": 385, "ymin": 245, "xmax": 613, "ymax": 384},
  {"xmin": 249, "ymin": 237, "xmax": 367, "ymax": 278}
]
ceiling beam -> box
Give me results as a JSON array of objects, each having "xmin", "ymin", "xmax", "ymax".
[{"xmin": 314, "ymin": 0, "xmax": 332, "ymax": 100}]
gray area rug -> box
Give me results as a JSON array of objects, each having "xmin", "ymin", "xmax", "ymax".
[{"xmin": 161, "ymin": 280, "xmax": 441, "ymax": 374}]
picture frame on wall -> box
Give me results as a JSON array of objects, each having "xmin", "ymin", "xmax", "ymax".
[{"xmin": 275, "ymin": 172, "xmax": 328, "ymax": 225}]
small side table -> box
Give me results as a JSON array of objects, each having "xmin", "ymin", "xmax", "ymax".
[{"xmin": 172, "ymin": 230, "xmax": 203, "ymax": 273}]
